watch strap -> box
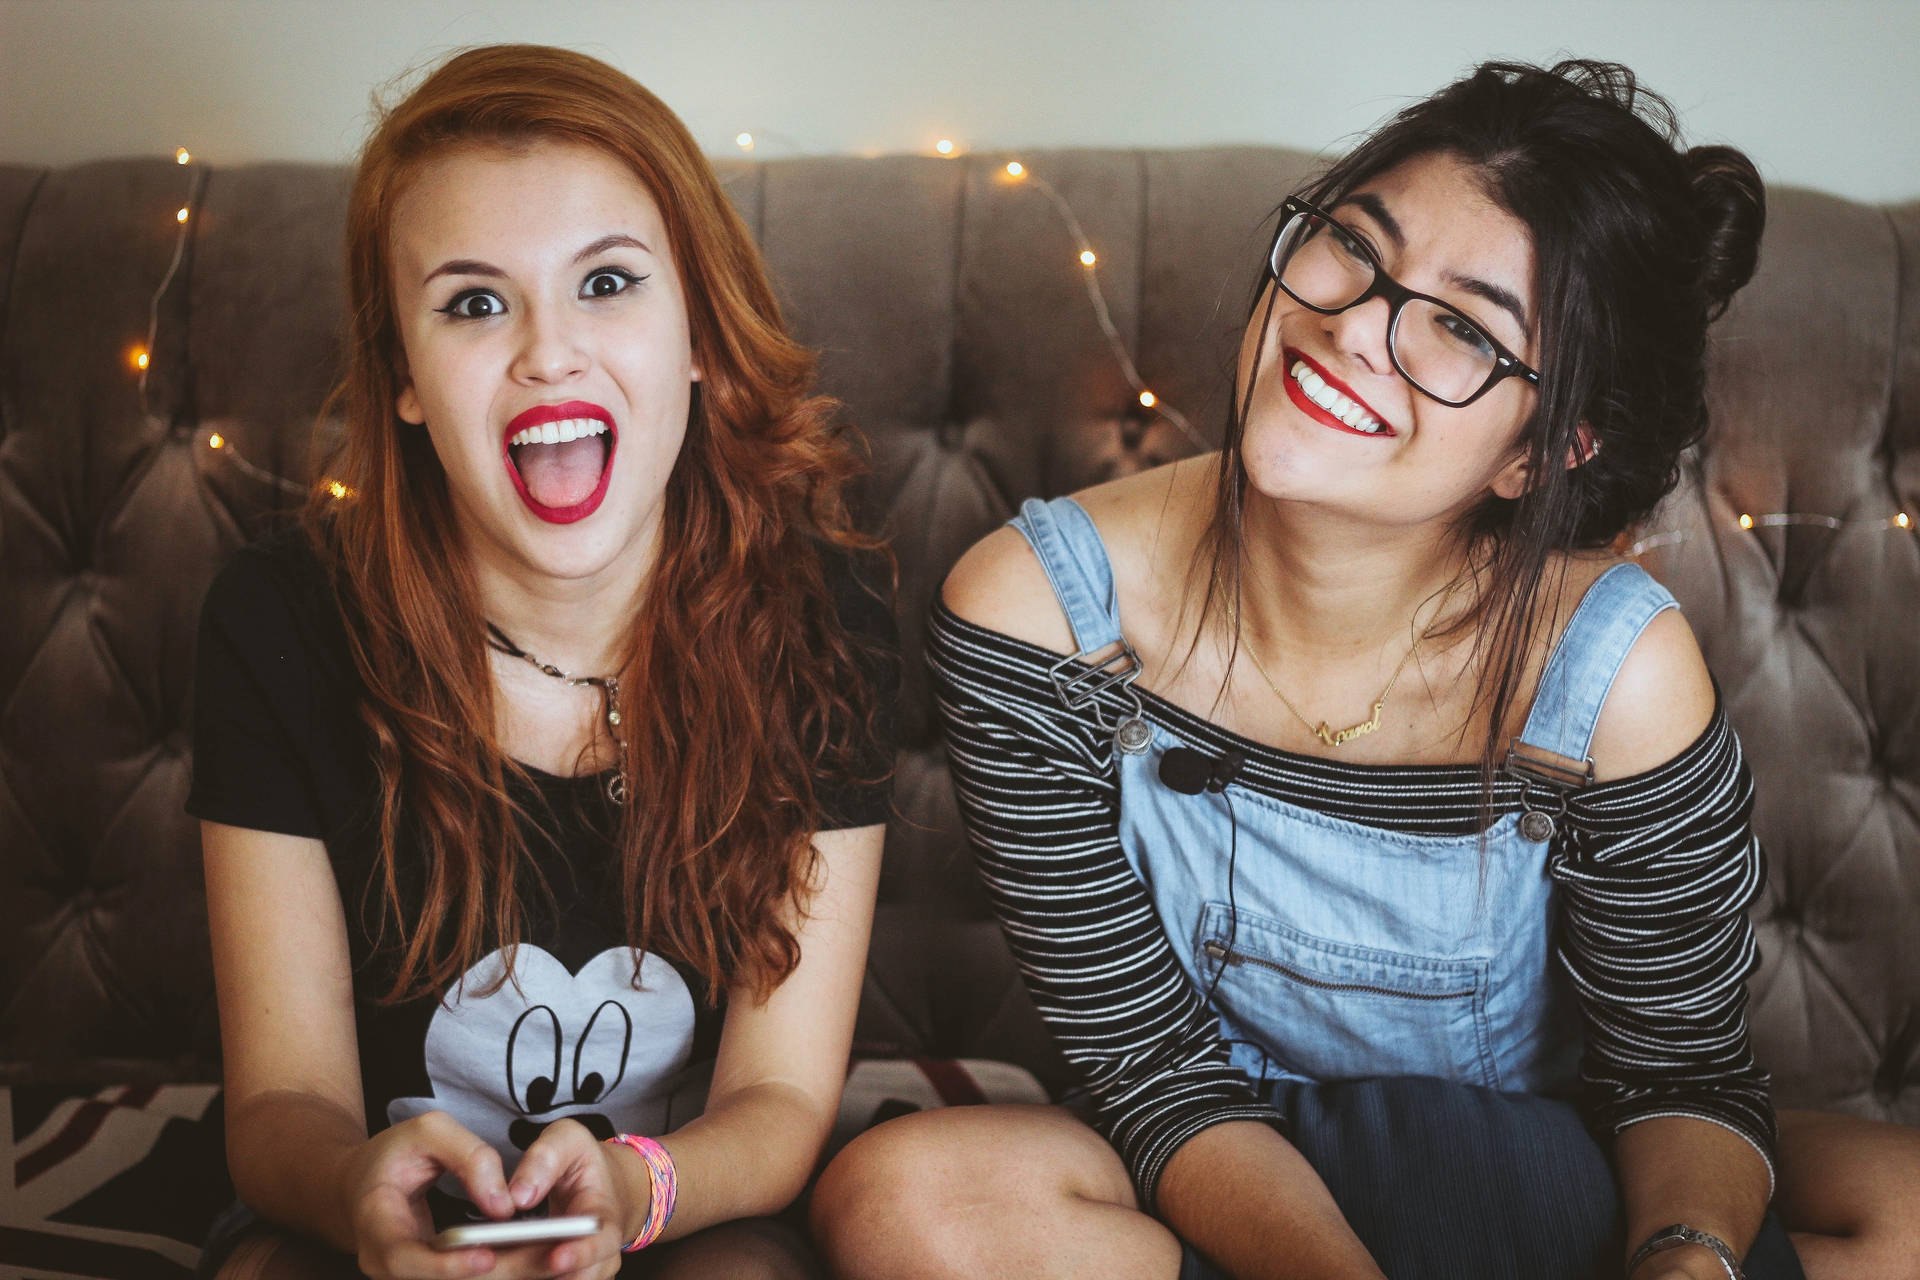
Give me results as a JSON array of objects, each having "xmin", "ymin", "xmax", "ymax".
[{"xmin": 1628, "ymin": 1223, "xmax": 1744, "ymax": 1280}]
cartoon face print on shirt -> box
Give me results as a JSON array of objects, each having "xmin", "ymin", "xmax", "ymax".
[{"xmin": 388, "ymin": 945, "xmax": 706, "ymax": 1171}]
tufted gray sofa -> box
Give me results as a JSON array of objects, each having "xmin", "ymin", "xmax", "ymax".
[{"xmin": 1, "ymin": 149, "xmax": 1916, "ymax": 1139}]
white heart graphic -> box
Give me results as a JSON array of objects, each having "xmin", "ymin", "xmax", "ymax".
[{"xmin": 388, "ymin": 945, "xmax": 702, "ymax": 1174}]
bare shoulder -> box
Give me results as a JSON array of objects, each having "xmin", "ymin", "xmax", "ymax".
[
  {"xmin": 940, "ymin": 524, "xmax": 1079, "ymax": 656},
  {"xmin": 940, "ymin": 456, "xmax": 1217, "ymax": 658},
  {"xmin": 1586, "ymin": 569, "xmax": 1716, "ymax": 783}
]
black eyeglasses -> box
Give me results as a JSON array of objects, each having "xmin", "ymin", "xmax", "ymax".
[{"xmin": 1268, "ymin": 196, "xmax": 1541, "ymax": 408}]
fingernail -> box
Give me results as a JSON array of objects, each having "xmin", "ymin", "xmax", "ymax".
[{"xmin": 511, "ymin": 1181, "xmax": 534, "ymax": 1207}]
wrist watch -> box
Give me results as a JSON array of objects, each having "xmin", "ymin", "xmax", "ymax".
[{"xmin": 1628, "ymin": 1224, "xmax": 1745, "ymax": 1280}]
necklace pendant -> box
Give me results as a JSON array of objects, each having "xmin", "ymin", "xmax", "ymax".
[
  {"xmin": 1316, "ymin": 699, "xmax": 1385, "ymax": 749},
  {"xmin": 1113, "ymin": 715, "xmax": 1153, "ymax": 756}
]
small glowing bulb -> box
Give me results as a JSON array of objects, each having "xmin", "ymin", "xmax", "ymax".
[
  {"xmin": 327, "ymin": 479, "xmax": 349, "ymax": 500},
  {"xmin": 208, "ymin": 432, "xmax": 225, "ymax": 450},
  {"xmin": 1079, "ymin": 249, "xmax": 1098, "ymax": 267},
  {"xmin": 1738, "ymin": 513, "xmax": 1753, "ymax": 530},
  {"xmin": 174, "ymin": 147, "xmax": 191, "ymax": 165},
  {"xmin": 131, "ymin": 348, "xmax": 150, "ymax": 371},
  {"xmin": 1897, "ymin": 512, "xmax": 1912, "ymax": 529},
  {"xmin": 735, "ymin": 132, "xmax": 754, "ymax": 151},
  {"xmin": 935, "ymin": 138, "xmax": 955, "ymax": 156},
  {"xmin": 1138, "ymin": 390, "xmax": 1157, "ymax": 408},
  {"xmin": 1005, "ymin": 160, "xmax": 1025, "ymax": 178},
  {"xmin": 176, "ymin": 207, "xmax": 189, "ymax": 224}
]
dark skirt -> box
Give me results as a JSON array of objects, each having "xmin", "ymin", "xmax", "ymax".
[{"xmin": 1176, "ymin": 1077, "xmax": 1803, "ymax": 1280}]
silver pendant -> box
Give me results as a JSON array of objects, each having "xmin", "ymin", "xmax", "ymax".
[
  {"xmin": 1113, "ymin": 716, "xmax": 1153, "ymax": 756},
  {"xmin": 1518, "ymin": 809, "xmax": 1556, "ymax": 843},
  {"xmin": 606, "ymin": 771, "xmax": 628, "ymax": 806}
]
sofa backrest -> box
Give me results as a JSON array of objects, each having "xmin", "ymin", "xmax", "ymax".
[{"xmin": 1, "ymin": 151, "xmax": 1915, "ymax": 1125}]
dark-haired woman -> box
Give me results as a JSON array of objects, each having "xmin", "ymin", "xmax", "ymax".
[
  {"xmin": 811, "ymin": 61, "xmax": 1920, "ymax": 1280},
  {"xmin": 191, "ymin": 46, "xmax": 892, "ymax": 1280}
]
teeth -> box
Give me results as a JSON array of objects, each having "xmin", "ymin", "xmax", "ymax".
[
  {"xmin": 1288, "ymin": 360, "xmax": 1386, "ymax": 435},
  {"xmin": 508, "ymin": 417, "xmax": 610, "ymax": 447}
]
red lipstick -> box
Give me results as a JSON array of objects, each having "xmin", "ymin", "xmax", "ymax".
[
  {"xmin": 501, "ymin": 401, "xmax": 618, "ymax": 524},
  {"xmin": 1281, "ymin": 348, "xmax": 1396, "ymax": 438}
]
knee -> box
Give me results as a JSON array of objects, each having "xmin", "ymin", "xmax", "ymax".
[
  {"xmin": 213, "ymin": 1228, "xmax": 358, "ymax": 1280},
  {"xmin": 1844, "ymin": 1193, "xmax": 1920, "ymax": 1280},
  {"xmin": 810, "ymin": 1116, "xmax": 985, "ymax": 1280}
]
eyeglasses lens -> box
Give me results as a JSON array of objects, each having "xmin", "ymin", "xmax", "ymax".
[{"xmin": 1271, "ymin": 211, "xmax": 1501, "ymax": 406}]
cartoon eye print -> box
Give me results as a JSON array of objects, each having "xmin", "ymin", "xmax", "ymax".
[
  {"xmin": 572, "ymin": 999, "xmax": 633, "ymax": 1106},
  {"xmin": 506, "ymin": 1005, "xmax": 563, "ymax": 1115}
]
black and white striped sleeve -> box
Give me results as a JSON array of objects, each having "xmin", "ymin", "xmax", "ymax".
[
  {"xmin": 1556, "ymin": 711, "xmax": 1778, "ymax": 1184},
  {"xmin": 928, "ymin": 603, "xmax": 1287, "ymax": 1210}
]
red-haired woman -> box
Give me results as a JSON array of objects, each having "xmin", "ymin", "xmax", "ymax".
[{"xmin": 189, "ymin": 45, "xmax": 893, "ymax": 1280}]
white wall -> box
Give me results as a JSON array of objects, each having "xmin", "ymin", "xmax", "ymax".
[{"xmin": 3, "ymin": 0, "xmax": 1915, "ymax": 202}]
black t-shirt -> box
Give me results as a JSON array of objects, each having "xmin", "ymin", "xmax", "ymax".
[{"xmin": 188, "ymin": 527, "xmax": 895, "ymax": 1175}]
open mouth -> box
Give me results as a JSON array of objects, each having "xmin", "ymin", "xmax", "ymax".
[
  {"xmin": 1281, "ymin": 349, "xmax": 1395, "ymax": 437},
  {"xmin": 502, "ymin": 402, "xmax": 617, "ymax": 524}
]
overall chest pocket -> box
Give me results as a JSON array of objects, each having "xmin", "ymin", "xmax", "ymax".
[{"xmin": 1196, "ymin": 902, "xmax": 1499, "ymax": 1088}]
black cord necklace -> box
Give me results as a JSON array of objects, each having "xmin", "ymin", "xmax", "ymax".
[{"xmin": 485, "ymin": 623, "xmax": 627, "ymax": 805}]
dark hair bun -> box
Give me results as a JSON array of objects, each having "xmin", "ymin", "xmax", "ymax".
[{"xmin": 1686, "ymin": 144, "xmax": 1765, "ymax": 318}]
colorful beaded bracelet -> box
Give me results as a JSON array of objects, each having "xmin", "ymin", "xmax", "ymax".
[{"xmin": 605, "ymin": 1133, "xmax": 677, "ymax": 1252}]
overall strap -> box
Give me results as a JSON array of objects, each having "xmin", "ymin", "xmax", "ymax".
[
  {"xmin": 1515, "ymin": 561, "xmax": 1679, "ymax": 765},
  {"xmin": 1009, "ymin": 496, "xmax": 1126, "ymax": 655},
  {"xmin": 1009, "ymin": 497, "xmax": 1147, "ymax": 740}
]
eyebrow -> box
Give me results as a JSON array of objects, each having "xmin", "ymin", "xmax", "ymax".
[
  {"xmin": 1342, "ymin": 192, "xmax": 1405, "ymax": 248},
  {"xmin": 1338, "ymin": 192, "xmax": 1532, "ymax": 336},
  {"xmin": 420, "ymin": 233, "xmax": 656, "ymax": 287}
]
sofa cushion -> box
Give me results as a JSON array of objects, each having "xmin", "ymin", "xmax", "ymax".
[{"xmin": 0, "ymin": 1059, "xmax": 1045, "ymax": 1276}]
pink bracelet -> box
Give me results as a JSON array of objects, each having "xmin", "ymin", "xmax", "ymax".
[{"xmin": 605, "ymin": 1133, "xmax": 677, "ymax": 1252}]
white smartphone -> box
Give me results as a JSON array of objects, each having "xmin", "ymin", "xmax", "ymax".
[{"xmin": 432, "ymin": 1215, "xmax": 600, "ymax": 1250}]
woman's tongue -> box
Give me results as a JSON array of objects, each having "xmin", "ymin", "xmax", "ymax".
[{"xmin": 512, "ymin": 436, "xmax": 606, "ymax": 510}]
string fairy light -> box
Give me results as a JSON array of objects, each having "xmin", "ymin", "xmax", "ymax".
[
  {"xmin": 994, "ymin": 156, "xmax": 1207, "ymax": 452},
  {"xmin": 149, "ymin": 139, "xmax": 1911, "ymax": 536},
  {"xmin": 1622, "ymin": 510, "xmax": 1914, "ymax": 558},
  {"xmin": 133, "ymin": 150, "xmax": 316, "ymax": 500}
]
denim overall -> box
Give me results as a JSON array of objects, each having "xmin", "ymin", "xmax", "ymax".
[
  {"xmin": 1008, "ymin": 496, "xmax": 1804, "ymax": 1280},
  {"xmin": 1013, "ymin": 494, "xmax": 1679, "ymax": 1094}
]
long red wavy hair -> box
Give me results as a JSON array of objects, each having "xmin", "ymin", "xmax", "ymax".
[{"xmin": 308, "ymin": 44, "xmax": 885, "ymax": 1004}]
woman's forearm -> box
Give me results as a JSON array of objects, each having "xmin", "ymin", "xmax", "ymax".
[
  {"xmin": 1156, "ymin": 1120, "xmax": 1386, "ymax": 1280},
  {"xmin": 225, "ymin": 1088, "xmax": 369, "ymax": 1254},
  {"xmin": 633, "ymin": 1079, "xmax": 835, "ymax": 1243},
  {"xmin": 1616, "ymin": 1115, "xmax": 1771, "ymax": 1278}
]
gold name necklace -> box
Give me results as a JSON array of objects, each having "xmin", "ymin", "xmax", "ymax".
[{"xmin": 1233, "ymin": 576, "xmax": 1463, "ymax": 749}]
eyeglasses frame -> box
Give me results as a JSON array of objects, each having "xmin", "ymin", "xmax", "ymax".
[{"xmin": 1268, "ymin": 195, "xmax": 1542, "ymax": 408}]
